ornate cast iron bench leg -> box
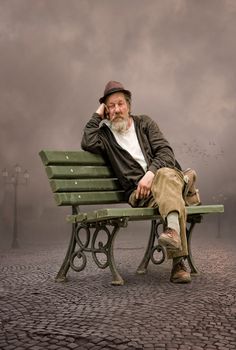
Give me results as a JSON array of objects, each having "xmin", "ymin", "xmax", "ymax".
[
  {"xmin": 107, "ymin": 223, "xmax": 124, "ymax": 286},
  {"xmin": 55, "ymin": 211, "xmax": 126, "ymax": 285},
  {"xmin": 185, "ymin": 215, "xmax": 202, "ymax": 275},
  {"xmin": 136, "ymin": 220, "xmax": 166, "ymax": 275},
  {"xmin": 55, "ymin": 219, "xmax": 77, "ymax": 282},
  {"xmin": 88, "ymin": 220, "xmax": 125, "ymax": 286}
]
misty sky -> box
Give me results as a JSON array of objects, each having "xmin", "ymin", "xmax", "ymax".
[{"xmin": 0, "ymin": 0, "xmax": 235, "ymax": 224}]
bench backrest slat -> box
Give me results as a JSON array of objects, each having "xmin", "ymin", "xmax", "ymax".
[
  {"xmin": 46, "ymin": 165, "xmax": 114, "ymax": 179},
  {"xmin": 39, "ymin": 150, "xmax": 106, "ymax": 165},
  {"xmin": 50, "ymin": 179, "xmax": 121, "ymax": 192},
  {"xmin": 54, "ymin": 191, "xmax": 126, "ymax": 206}
]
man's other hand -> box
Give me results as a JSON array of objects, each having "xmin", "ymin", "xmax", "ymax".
[{"xmin": 136, "ymin": 171, "xmax": 155, "ymax": 199}]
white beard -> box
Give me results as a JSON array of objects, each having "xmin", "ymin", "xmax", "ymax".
[{"xmin": 111, "ymin": 116, "xmax": 129, "ymax": 133}]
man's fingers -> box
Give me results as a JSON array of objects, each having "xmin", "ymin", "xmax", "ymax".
[{"xmin": 136, "ymin": 186, "xmax": 150, "ymax": 199}]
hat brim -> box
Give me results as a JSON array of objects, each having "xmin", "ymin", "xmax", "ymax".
[{"xmin": 99, "ymin": 88, "xmax": 131, "ymax": 104}]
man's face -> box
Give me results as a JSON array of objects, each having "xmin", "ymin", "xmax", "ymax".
[{"xmin": 106, "ymin": 92, "xmax": 130, "ymax": 133}]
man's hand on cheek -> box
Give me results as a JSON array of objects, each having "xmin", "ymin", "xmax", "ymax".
[{"xmin": 96, "ymin": 103, "xmax": 109, "ymax": 119}]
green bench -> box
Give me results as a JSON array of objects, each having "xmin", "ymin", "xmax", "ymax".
[{"xmin": 39, "ymin": 150, "xmax": 224, "ymax": 285}]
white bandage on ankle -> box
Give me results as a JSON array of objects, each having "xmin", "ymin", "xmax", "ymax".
[{"xmin": 167, "ymin": 211, "xmax": 180, "ymax": 235}]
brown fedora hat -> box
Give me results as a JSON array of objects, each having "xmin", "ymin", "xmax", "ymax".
[{"xmin": 99, "ymin": 81, "xmax": 131, "ymax": 103}]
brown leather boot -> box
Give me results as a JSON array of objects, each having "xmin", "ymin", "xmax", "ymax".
[
  {"xmin": 158, "ymin": 228, "xmax": 182, "ymax": 250},
  {"xmin": 183, "ymin": 168, "xmax": 201, "ymax": 206},
  {"xmin": 170, "ymin": 259, "xmax": 191, "ymax": 283},
  {"xmin": 185, "ymin": 189, "xmax": 201, "ymax": 206}
]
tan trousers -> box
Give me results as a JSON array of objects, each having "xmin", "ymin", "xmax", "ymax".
[{"xmin": 128, "ymin": 167, "xmax": 187, "ymax": 259}]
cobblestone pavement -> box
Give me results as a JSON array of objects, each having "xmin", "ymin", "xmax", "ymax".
[{"xmin": 0, "ymin": 224, "xmax": 236, "ymax": 350}]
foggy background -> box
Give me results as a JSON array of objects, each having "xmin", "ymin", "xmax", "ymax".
[{"xmin": 0, "ymin": 0, "xmax": 235, "ymax": 248}]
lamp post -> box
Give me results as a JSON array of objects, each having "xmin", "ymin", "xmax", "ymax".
[{"xmin": 2, "ymin": 164, "xmax": 29, "ymax": 248}]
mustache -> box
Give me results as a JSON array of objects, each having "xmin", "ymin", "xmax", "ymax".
[{"xmin": 112, "ymin": 114, "xmax": 122, "ymax": 121}]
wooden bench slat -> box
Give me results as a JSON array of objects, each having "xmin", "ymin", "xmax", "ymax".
[
  {"xmin": 186, "ymin": 204, "xmax": 224, "ymax": 215},
  {"xmin": 50, "ymin": 178, "xmax": 121, "ymax": 192},
  {"xmin": 46, "ymin": 165, "xmax": 114, "ymax": 179},
  {"xmin": 39, "ymin": 150, "xmax": 106, "ymax": 165},
  {"xmin": 54, "ymin": 191, "xmax": 126, "ymax": 206},
  {"xmin": 67, "ymin": 204, "xmax": 224, "ymax": 223},
  {"xmin": 86, "ymin": 207, "xmax": 160, "ymax": 222}
]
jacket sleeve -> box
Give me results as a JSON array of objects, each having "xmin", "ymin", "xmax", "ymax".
[
  {"xmin": 81, "ymin": 113, "xmax": 105, "ymax": 154},
  {"xmin": 144, "ymin": 116, "xmax": 176, "ymax": 174}
]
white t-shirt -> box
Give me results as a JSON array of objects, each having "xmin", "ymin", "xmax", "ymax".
[{"xmin": 111, "ymin": 120, "xmax": 147, "ymax": 172}]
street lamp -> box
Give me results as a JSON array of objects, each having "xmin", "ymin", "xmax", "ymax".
[{"xmin": 2, "ymin": 164, "xmax": 29, "ymax": 248}]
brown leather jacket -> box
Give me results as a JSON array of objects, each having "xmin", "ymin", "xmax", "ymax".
[{"xmin": 81, "ymin": 113, "xmax": 179, "ymax": 200}]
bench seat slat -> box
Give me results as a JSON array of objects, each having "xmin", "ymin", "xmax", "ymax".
[
  {"xmin": 46, "ymin": 165, "xmax": 114, "ymax": 179},
  {"xmin": 54, "ymin": 191, "xmax": 126, "ymax": 206},
  {"xmin": 86, "ymin": 207, "xmax": 160, "ymax": 222},
  {"xmin": 186, "ymin": 204, "xmax": 224, "ymax": 215},
  {"xmin": 50, "ymin": 178, "xmax": 121, "ymax": 192},
  {"xmin": 67, "ymin": 204, "xmax": 224, "ymax": 223},
  {"xmin": 39, "ymin": 150, "xmax": 106, "ymax": 165}
]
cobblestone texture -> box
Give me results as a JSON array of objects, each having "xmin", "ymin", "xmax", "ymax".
[{"xmin": 0, "ymin": 223, "xmax": 236, "ymax": 350}]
